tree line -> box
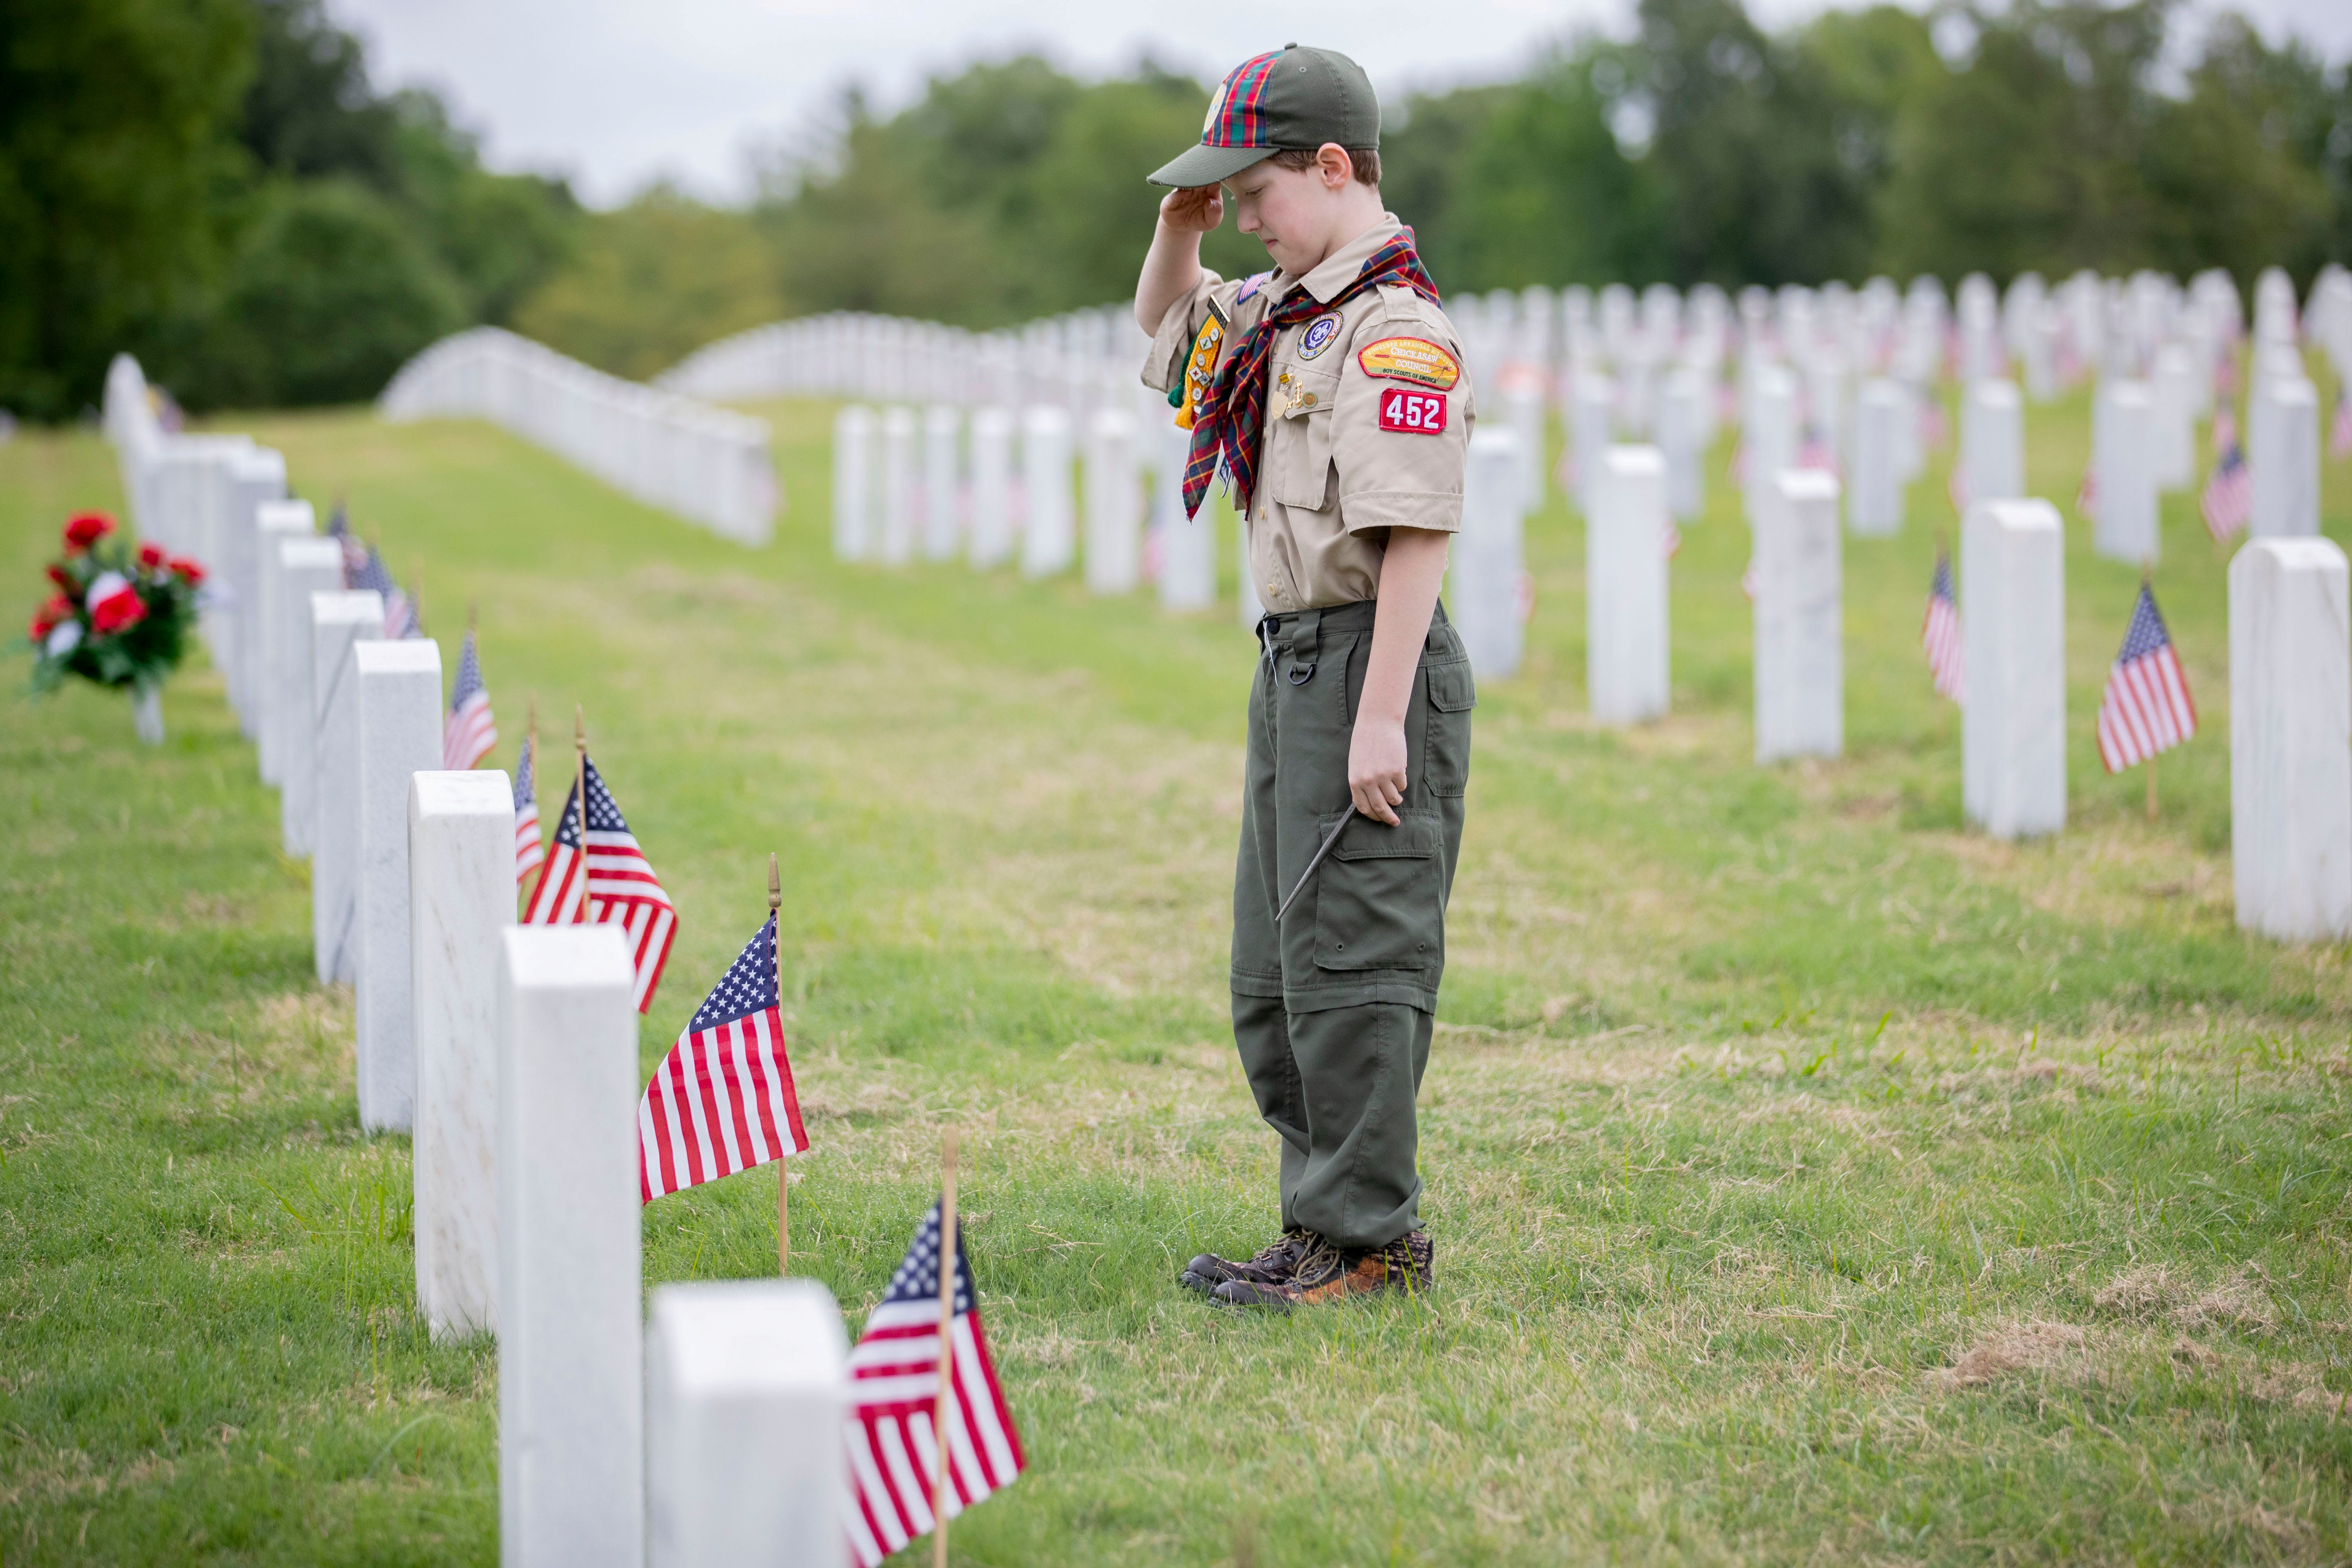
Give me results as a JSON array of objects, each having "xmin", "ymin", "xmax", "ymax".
[{"xmin": 3, "ymin": 0, "xmax": 2346, "ymax": 417}]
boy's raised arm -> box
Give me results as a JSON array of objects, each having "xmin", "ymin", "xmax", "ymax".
[{"xmin": 1133, "ymin": 186, "xmax": 1223, "ymax": 336}]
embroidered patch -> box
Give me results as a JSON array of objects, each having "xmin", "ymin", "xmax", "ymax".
[
  {"xmin": 1376, "ymin": 388, "xmax": 1448, "ymax": 435},
  {"xmin": 1296, "ymin": 315, "xmax": 1341, "ymax": 361},
  {"xmin": 1357, "ymin": 337, "xmax": 1461, "ymax": 391}
]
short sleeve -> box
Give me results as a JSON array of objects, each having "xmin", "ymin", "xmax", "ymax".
[
  {"xmin": 1332, "ymin": 296, "xmax": 1471, "ymax": 536},
  {"xmin": 1141, "ymin": 271, "xmax": 1236, "ymax": 394}
]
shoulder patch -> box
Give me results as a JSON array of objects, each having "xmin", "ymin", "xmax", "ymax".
[{"xmin": 1357, "ymin": 337, "xmax": 1462, "ymax": 392}]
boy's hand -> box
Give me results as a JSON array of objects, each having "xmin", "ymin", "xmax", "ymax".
[
  {"xmin": 1159, "ymin": 186, "xmax": 1224, "ymax": 233},
  {"xmin": 1348, "ymin": 713, "xmax": 1407, "ymax": 826}
]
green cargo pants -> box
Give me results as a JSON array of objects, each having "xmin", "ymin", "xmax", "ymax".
[{"xmin": 1232, "ymin": 597, "xmax": 1473, "ymax": 1250}]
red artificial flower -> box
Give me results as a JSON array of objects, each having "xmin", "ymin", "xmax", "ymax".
[
  {"xmin": 86, "ymin": 572, "xmax": 145, "ymax": 635},
  {"xmin": 45, "ymin": 563, "xmax": 77, "ymax": 595},
  {"xmin": 137, "ymin": 541, "xmax": 169, "ymax": 570},
  {"xmin": 29, "ymin": 594, "xmax": 73, "ymax": 639},
  {"xmin": 169, "ymin": 556, "xmax": 207, "ymax": 586},
  {"xmin": 62, "ymin": 512, "xmax": 115, "ymax": 552}
]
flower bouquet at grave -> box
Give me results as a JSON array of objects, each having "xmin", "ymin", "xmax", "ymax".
[{"xmin": 14, "ymin": 511, "xmax": 206, "ymax": 743}]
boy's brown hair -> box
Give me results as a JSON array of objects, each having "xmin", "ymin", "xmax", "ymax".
[{"xmin": 1265, "ymin": 146, "xmax": 1381, "ymax": 187}]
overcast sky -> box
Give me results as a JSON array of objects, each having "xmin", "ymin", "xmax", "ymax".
[{"xmin": 328, "ymin": 0, "xmax": 2352, "ymax": 209}]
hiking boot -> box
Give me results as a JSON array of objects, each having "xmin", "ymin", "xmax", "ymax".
[
  {"xmin": 1179, "ymin": 1227, "xmax": 1317, "ymax": 1296},
  {"xmin": 1214, "ymin": 1231, "xmax": 1433, "ymax": 1311}
]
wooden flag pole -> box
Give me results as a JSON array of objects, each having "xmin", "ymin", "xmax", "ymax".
[
  {"xmin": 2142, "ymin": 560, "xmax": 2157, "ymax": 823},
  {"xmin": 573, "ymin": 706, "xmax": 589, "ymax": 908},
  {"xmin": 770, "ymin": 852, "xmax": 788, "ymax": 1275},
  {"xmin": 931, "ymin": 1126, "xmax": 960, "ymax": 1568}
]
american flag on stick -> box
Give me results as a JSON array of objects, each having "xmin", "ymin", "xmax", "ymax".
[
  {"xmin": 523, "ymin": 748, "xmax": 677, "ymax": 1012},
  {"xmin": 2074, "ymin": 461, "xmax": 2098, "ymax": 521},
  {"xmin": 638, "ymin": 911, "xmax": 807, "ymax": 1204},
  {"xmin": 845, "ymin": 1198, "xmax": 1025, "ymax": 1568},
  {"xmin": 1923, "ymin": 546, "xmax": 1964, "ymax": 704},
  {"xmin": 1796, "ymin": 425, "xmax": 1837, "ymax": 476},
  {"xmin": 2096, "ymin": 583, "xmax": 2196, "ymax": 774},
  {"xmin": 2331, "ymin": 386, "xmax": 2352, "ymax": 461},
  {"xmin": 2202, "ymin": 410, "xmax": 2251, "ymax": 541},
  {"xmin": 443, "ymin": 626, "xmax": 497, "ymax": 770},
  {"xmin": 325, "ymin": 500, "xmax": 369, "ymax": 580},
  {"xmin": 512, "ymin": 733, "xmax": 543, "ymax": 888},
  {"xmin": 347, "ymin": 542, "xmax": 420, "ymax": 639}
]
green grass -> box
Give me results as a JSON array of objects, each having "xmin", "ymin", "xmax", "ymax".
[{"xmin": 4, "ymin": 368, "xmax": 2352, "ymax": 1565}]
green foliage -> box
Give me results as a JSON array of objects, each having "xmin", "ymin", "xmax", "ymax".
[
  {"xmin": 0, "ymin": 0, "xmax": 254, "ymax": 420},
  {"xmin": 514, "ymin": 187, "xmax": 783, "ymax": 383},
  {"xmin": 184, "ymin": 178, "xmax": 468, "ymax": 409},
  {"xmin": 0, "ymin": 0, "xmax": 575, "ymax": 419}
]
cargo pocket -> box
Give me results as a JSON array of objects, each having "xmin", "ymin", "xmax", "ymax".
[
  {"xmin": 1422, "ymin": 658, "xmax": 1476, "ymax": 798},
  {"xmin": 1270, "ymin": 368, "xmax": 1340, "ymax": 509},
  {"xmin": 1314, "ymin": 808, "xmax": 1442, "ymax": 972}
]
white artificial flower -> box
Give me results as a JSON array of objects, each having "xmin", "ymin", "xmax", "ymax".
[{"xmin": 45, "ymin": 620, "xmax": 83, "ymax": 656}]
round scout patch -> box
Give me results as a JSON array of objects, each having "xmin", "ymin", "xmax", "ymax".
[
  {"xmin": 1357, "ymin": 337, "xmax": 1461, "ymax": 391},
  {"xmin": 1296, "ymin": 314, "xmax": 1341, "ymax": 360}
]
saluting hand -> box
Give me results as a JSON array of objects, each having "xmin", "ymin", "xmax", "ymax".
[{"xmin": 1159, "ymin": 185, "xmax": 1224, "ymax": 234}]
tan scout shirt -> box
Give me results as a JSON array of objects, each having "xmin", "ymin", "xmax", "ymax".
[{"xmin": 1141, "ymin": 215, "xmax": 1475, "ymax": 612}]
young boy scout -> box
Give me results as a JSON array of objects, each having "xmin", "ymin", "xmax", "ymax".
[{"xmin": 1133, "ymin": 45, "xmax": 1474, "ymax": 1309}]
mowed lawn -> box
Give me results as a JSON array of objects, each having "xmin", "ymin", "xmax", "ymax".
[{"xmin": 4, "ymin": 366, "xmax": 2352, "ymax": 1567}]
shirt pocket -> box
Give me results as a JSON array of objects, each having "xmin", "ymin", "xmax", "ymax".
[
  {"xmin": 1268, "ymin": 365, "xmax": 1341, "ymax": 510},
  {"xmin": 1313, "ymin": 808, "xmax": 1442, "ymax": 971}
]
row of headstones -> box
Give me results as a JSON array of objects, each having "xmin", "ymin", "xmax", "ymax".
[
  {"xmin": 377, "ymin": 327, "xmax": 781, "ymax": 546},
  {"xmin": 103, "ymin": 355, "xmax": 860, "ymax": 1566},
  {"xmin": 828, "ymin": 397, "xmax": 1542, "ymax": 681},
  {"xmin": 1560, "ymin": 398, "xmax": 2352, "ymax": 948}
]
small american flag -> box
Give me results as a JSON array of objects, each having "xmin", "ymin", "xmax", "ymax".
[
  {"xmin": 325, "ymin": 501, "xmax": 369, "ymax": 580},
  {"xmin": 523, "ymin": 753, "xmax": 677, "ymax": 1012},
  {"xmin": 347, "ymin": 543, "xmax": 419, "ymax": 639},
  {"xmin": 512, "ymin": 736, "xmax": 542, "ymax": 887},
  {"xmin": 2331, "ymin": 386, "xmax": 2352, "ymax": 460},
  {"xmin": 845, "ymin": 1202, "xmax": 1026, "ymax": 1568},
  {"xmin": 1920, "ymin": 399, "xmax": 1948, "ymax": 452},
  {"xmin": 1947, "ymin": 465, "xmax": 1968, "ymax": 516},
  {"xmin": 442, "ymin": 629, "xmax": 497, "ymax": 770},
  {"xmin": 1923, "ymin": 547, "xmax": 1964, "ymax": 704},
  {"xmin": 2075, "ymin": 462, "xmax": 2098, "ymax": 521},
  {"xmin": 1796, "ymin": 426, "xmax": 1837, "ymax": 476},
  {"xmin": 638, "ymin": 913, "xmax": 807, "ymax": 1203},
  {"xmin": 2095, "ymin": 583, "xmax": 2196, "ymax": 773},
  {"xmin": 2202, "ymin": 414, "xmax": 2251, "ymax": 541}
]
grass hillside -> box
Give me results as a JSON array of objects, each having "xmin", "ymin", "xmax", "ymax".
[{"xmin": 2, "ymin": 372, "xmax": 2349, "ymax": 1565}]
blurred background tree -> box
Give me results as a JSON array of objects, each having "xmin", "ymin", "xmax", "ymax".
[{"xmin": 1, "ymin": 0, "xmax": 2346, "ymax": 415}]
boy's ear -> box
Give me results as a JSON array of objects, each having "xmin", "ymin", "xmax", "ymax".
[{"xmin": 1317, "ymin": 144, "xmax": 1354, "ymax": 189}]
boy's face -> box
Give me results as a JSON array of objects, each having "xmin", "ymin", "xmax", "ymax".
[{"xmin": 1223, "ymin": 156, "xmax": 1346, "ymax": 277}]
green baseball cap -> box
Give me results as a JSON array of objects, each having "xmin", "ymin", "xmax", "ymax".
[{"xmin": 1148, "ymin": 45, "xmax": 1381, "ymax": 188}]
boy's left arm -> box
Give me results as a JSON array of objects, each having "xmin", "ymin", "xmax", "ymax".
[{"xmin": 1335, "ymin": 298, "xmax": 1473, "ymax": 827}]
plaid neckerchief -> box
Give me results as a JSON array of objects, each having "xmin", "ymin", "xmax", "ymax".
[{"xmin": 1180, "ymin": 227, "xmax": 1440, "ymax": 520}]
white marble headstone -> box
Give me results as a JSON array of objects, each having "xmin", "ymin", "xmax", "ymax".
[
  {"xmin": 311, "ymin": 591, "xmax": 385, "ymax": 983},
  {"xmin": 1962, "ymin": 499, "xmax": 2066, "ymax": 839},
  {"xmin": 1589, "ymin": 446, "xmax": 1670, "ymax": 723},
  {"xmin": 1961, "ymin": 379, "xmax": 2023, "ymax": 510},
  {"xmin": 1083, "ymin": 406, "xmax": 1141, "ymax": 594},
  {"xmin": 1850, "ymin": 380, "xmax": 1904, "ymax": 537},
  {"xmin": 1452, "ymin": 428, "xmax": 1525, "ymax": 680},
  {"xmin": 831, "ymin": 406, "xmax": 874, "ymax": 561},
  {"xmin": 1021, "ymin": 405, "xmax": 1074, "ymax": 578},
  {"xmin": 2094, "ymin": 379, "xmax": 2158, "ymax": 564},
  {"xmin": 410, "ymin": 769, "xmax": 516, "ymax": 1338},
  {"xmin": 355, "ymin": 637, "xmax": 443, "ymax": 1134},
  {"xmin": 2230, "ymin": 538, "xmax": 2352, "ymax": 941},
  {"xmin": 921, "ymin": 405, "xmax": 960, "ymax": 561},
  {"xmin": 270, "ymin": 535, "xmax": 341, "ymax": 853},
  {"xmin": 878, "ymin": 406, "xmax": 917, "ymax": 566},
  {"xmin": 967, "ymin": 407, "xmax": 1016, "ymax": 569},
  {"xmin": 1755, "ymin": 469, "xmax": 1843, "ymax": 761},
  {"xmin": 253, "ymin": 501, "xmax": 320, "ymax": 785},
  {"xmin": 645, "ymin": 1281, "xmax": 850, "ymax": 1568},
  {"xmin": 499, "ymin": 924, "xmax": 643, "ymax": 1568},
  {"xmin": 2250, "ymin": 375, "xmax": 2319, "ymax": 539}
]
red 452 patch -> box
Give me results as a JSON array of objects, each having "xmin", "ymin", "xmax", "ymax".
[{"xmin": 1376, "ymin": 388, "xmax": 1448, "ymax": 435}]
